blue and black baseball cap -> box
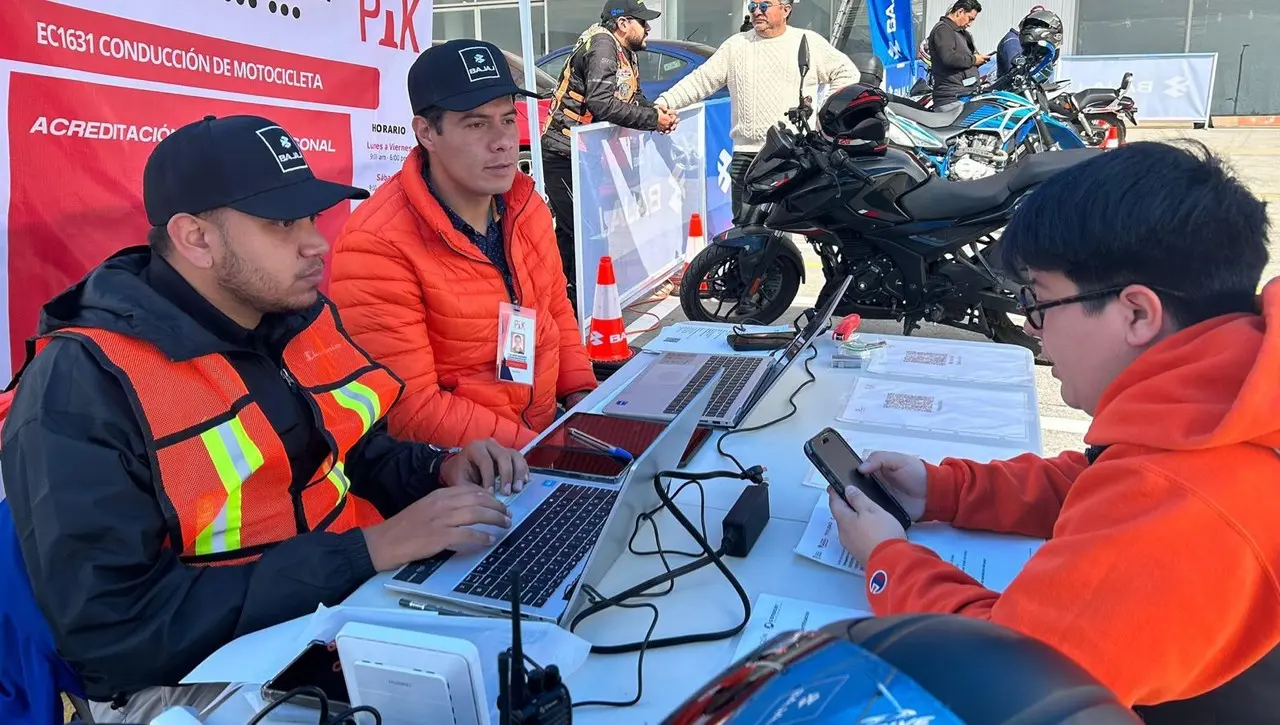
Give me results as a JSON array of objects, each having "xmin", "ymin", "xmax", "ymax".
[
  {"xmin": 601, "ymin": 0, "xmax": 661, "ymax": 22},
  {"xmin": 408, "ymin": 39, "xmax": 538, "ymax": 116},
  {"xmin": 142, "ymin": 114, "xmax": 368, "ymax": 226}
]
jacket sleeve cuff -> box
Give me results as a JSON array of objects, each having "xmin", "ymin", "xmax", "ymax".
[
  {"xmin": 923, "ymin": 460, "xmax": 962, "ymax": 523},
  {"xmin": 337, "ymin": 529, "xmax": 377, "ymax": 582}
]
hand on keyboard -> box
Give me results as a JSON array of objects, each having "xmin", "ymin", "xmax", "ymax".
[
  {"xmin": 363, "ymin": 486, "xmax": 513, "ymax": 572},
  {"xmin": 440, "ymin": 438, "xmax": 531, "ymax": 495}
]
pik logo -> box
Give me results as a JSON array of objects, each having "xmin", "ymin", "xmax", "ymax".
[
  {"xmin": 461, "ymin": 45, "xmax": 501, "ymax": 82},
  {"xmin": 255, "ymin": 125, "xmax": 308, "ymax": 173},
  {"xmin": 717, "ymin": 149, "xmax": 733, "ymax": 194},
  {"xmin": 1164, "ymin": 76, "xmax": 1190, "ymax": 98},
  {"xmin": 360, "ymin": 0, "xmax": 424, "ymax": 53}
]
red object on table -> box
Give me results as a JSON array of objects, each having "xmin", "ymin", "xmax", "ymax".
[{"xmin": 833, "ymin": 314, "xmax": 863, "ymax": 340}]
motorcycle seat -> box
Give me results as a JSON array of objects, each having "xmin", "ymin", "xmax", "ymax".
[
  {"xmin": 888, "ymin": 101, "xmax": 965, "ymax": 129},
  {"xmin": 1072, "ymin": 88, "xmax": 1120, "ymax": 109},
  {"xmin": 899, "ymin": 148, "xmax": 1104, "ymax": 220}
]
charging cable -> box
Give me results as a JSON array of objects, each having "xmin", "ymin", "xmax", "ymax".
[{"xmin": 246, "ymin": 687, "xmax": 381, "ymax": 725}]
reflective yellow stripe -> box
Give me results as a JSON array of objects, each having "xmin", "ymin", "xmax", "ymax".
[
  {"xmin": 326, "ymin": 460, "xmax": 351, "ymax": 499},
  {"xmin": 331, "ymin": 381, "xmax": 381, "ymax": 436},
  {"xmin": 195, "ymin": 416, "xmax": 264, "ymax": 555}
]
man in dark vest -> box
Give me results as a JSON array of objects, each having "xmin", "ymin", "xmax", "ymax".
[
  {"xmin": 1, "ymin": 114, "xmax": 526, "ymax": 722},
  {"xmin": 825, "ymin": 140, "xmax": 1280, "ymax": 721},
  {"xmin": 541, "ymin": 0, "xmax": 678, "ymax": 311}
]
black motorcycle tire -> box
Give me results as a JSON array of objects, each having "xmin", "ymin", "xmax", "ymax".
[
  {"xmin": 989, "ymin": 309, "xmax": 1048, "ymax": 364},
  {"xmin": 1090, "ymin": 112, "xmax": 1127, "ymax": 146},
  {"xmin": 679, "ymin": 243, "xmax": 803, "ymax": 326}
]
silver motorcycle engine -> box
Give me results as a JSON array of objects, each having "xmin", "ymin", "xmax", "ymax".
[{"xmin": 948, "ymin": 133, "xmax": 1007, "ymax": 181}]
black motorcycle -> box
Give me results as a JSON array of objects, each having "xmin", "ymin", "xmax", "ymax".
[{"xmin": 678, "ymin": 36, "xmax": 1103, "ymax": 357}]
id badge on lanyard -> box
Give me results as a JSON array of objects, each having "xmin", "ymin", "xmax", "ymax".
[{"xmin": 497, "ymin": 302, "xmax": 536, "ymax": 386}]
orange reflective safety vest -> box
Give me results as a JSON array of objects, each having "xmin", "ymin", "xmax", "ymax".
[{"xmin": 34, "ymin": 303, "xmax": 403, "ymax": 566}]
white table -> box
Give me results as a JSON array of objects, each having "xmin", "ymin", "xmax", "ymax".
[{"xmin": 207, "ymin": 327, "xmax": 1041, "ymax": 724}]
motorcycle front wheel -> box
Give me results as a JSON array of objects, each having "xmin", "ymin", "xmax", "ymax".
[{"xmin": 679, "ymin": 244, "xmax": 802, "ymax": 325}]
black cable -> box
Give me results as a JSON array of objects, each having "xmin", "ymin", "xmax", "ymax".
[
  {"xmin": 248, "ymin": 687, "xmax": 329, "ymax": 725},
  {"xmin": 327, "ymin": 705, "xmax": 384, "ymax": 725},
  {"xmin": 569, "ymin": 584, "xmax": 660, "ymax": 709},
  {"xmin": 717, "ymin": 345, "xmax": 820, "ymax": 473}
]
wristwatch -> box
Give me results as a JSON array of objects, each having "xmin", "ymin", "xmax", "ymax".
[{"xmin": 426, "ymin": 445, "xmax": 465, "ymax": 478}]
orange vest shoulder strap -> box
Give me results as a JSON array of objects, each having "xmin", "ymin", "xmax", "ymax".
[{"xmin": 40, "ymin": 327, "xmax": 248, "ymax": 440}]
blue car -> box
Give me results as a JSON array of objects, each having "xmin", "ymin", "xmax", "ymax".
[{"xmin": 535, "ymin": 39, "xmax": 730, "ymax": 103}]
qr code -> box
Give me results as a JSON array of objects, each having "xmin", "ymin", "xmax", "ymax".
[
  {"xmin": 903, "ymin": 351, "xmax": 949, "ymax": 366},
  {"xmin": 884, "ymin": 393, "xmax": 936, "ymax": 413}
]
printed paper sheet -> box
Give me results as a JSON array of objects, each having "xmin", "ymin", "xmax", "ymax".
[{"xmin": 838, "ymin": 378, "xmax": 1033, "ymax": 442}]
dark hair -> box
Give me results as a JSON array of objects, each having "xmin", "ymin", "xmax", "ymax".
[
  {"xmin": 949, "ymin": 0, "xmax": 982, "ymax": 13},
  {"xmin": 603, "ymin": 17, "xmax": 621, "ymax": 32},
  {"xmin": 147, "ymin": 224, "xmax": 172, "ymax": 256},
  {"xmin": 418, "ymin": 106, "xmax": 446, "ymax": 135},
  {"xmin": 1001, "ymin": 141, "xmax": 1270, "ymax": 329}
]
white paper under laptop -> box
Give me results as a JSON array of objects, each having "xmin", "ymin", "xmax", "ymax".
[
  {"xmin": 385, "ymin": 373, "xmax": 722, "ymax": 625},
  {"xmin": 604, "ymin": 276, "xmax": 854, "ymax": 428}
]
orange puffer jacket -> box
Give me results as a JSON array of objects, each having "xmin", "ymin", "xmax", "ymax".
[{"xmin": 329, "ymin": 148, "xmax": 597, "ymax": 450}]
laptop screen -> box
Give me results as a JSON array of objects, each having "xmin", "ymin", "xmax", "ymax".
[{"xmin": 773, "ymin": 275, "xmax": 854, "ymax": 369}]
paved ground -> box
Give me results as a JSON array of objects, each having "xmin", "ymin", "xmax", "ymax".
[{"xmin": 618, "ymin": 128, "xmax": 1280, "ymax": 457}]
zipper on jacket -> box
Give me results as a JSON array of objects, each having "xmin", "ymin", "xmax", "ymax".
[{"xmin": 275, "ymin": 353, "xmax": 341, "ymax": 534}]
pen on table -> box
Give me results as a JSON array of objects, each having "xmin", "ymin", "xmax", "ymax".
[
  {"xmin": 567, "ymin": 427, "xmax": 634, "ymax": 463},
  {"xmin": 398, "ymin": 598, "xmax": 464, "ymax": 615}
]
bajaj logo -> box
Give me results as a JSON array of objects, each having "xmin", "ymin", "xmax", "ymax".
[
  {"xmin": 256, "ymin": 125, "xmax": 309, "ymax": 173},
  {"xmin": 461, "ymin": 46, "xmax": 501, "ymax": 82},
  {"xmin": 1164, "ymin": 76, "xmax": 1190, "ymax": 98}
]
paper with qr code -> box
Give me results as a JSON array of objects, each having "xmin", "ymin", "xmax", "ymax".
[
  {"xmin": 838, "ymin": 378, "xmax": 1032, "ymax": 441},
  {"xmin": 800, "ymin": 429, "xmax": 1034, "ymax": 491},
  {"xmin": 641, "ymin": 322, "xmax": 790, "ymax": 356},
  {"xmin": 795, "ymin": 498, "xmax": 1044, "ymax": 591},
  {"xmin": 864, "ymin": 337, "xmax": 1034, "ymax": 384}
]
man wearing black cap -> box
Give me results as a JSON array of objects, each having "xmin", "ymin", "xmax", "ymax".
[
  {"xmin": 0, "ymin": 114, "xmax": 526, "ymax": 721},
  {"xmin": 540, "ymin": 0, "xmax": 678, "ymax": 307},
  {"xmin": 331, "ymin": 41, "xmax": 598, "ymax": 453}
]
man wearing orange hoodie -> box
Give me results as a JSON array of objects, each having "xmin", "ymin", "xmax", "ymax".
[
  {"xmin": 330, "ymin": 40, "xmax": 597, "ymax": 451},
  {"xmin": 827, "ymin": 141, "xmax": 1279, "ymax": 721}
]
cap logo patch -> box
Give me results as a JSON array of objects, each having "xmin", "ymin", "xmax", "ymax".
[
  {"xmin": 460, "ymin": 46, "xmax": 501, "ymax": 83},
  {"xmin": 256, "ymin": 125, "xmax": 308, "ymax": 174}
]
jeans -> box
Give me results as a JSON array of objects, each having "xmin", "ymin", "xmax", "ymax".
[{"xmin": 729, "ymin": 151, "xmax": 759, "ymax": 226}]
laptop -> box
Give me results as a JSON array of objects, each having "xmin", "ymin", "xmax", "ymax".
[
  {"xmin": 603, "ymin": 275, "xmax": 853, "ymax": 428},
  {"xmin": 384, "ymin": 373, "xmax": 721, "ymax": 624}
]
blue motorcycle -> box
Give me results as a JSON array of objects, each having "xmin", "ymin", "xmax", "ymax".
[{"xmin": 885, "ymin": 43, "xmax": 1086, "ymax": 181}]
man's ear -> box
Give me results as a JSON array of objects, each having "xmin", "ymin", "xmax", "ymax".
[
  {"xmin": 1119, "ymin": 285, "xmax": 1167, "ymax": 347},
  {"xmin": 412, "ymin": 116, "xmax": 437, "ymax": 154},
  {"xmin": 166, "ymin": 213, "xmax": 217, "ymax": 270}
]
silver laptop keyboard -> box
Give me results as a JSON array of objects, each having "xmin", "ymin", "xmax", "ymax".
[{"xmin": 663, "ymin": 355, "xmax": 761, "ymax": 419}]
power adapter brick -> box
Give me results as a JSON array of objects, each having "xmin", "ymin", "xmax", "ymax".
[{"xmin": 721, "ymin": 484, "xmax": 770, "ymax": 557}]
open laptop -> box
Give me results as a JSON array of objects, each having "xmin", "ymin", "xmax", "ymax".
[
  {"xmin": 385, "ymin": 373, "xmax": 721, "ymax": 624},
  {"xmin": 603, "ymin": 275, "xmax": 853, "ymax": 428}
]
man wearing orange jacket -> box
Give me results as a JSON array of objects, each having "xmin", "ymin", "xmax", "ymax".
[
  {"xmin": 828, "ymin": 141, "xmax": 1280, "ymax": 721},
  {"xmin": 331, "ymin": 39, "xmax": 596, "ymax": 451}
]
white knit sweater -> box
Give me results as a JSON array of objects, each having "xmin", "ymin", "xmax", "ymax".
[{"xmin": 656, "ymin": 27, "xmax": 860, "ymax": 153}]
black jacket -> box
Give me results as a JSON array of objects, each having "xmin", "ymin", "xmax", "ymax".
[
  {"xmin": 542, "ymin": 29, "xmax": 658, "ymax": 158},
  {"xmin": 0, "ymin": 247, "xmax": 445, "ymax": 702},
  {"xmin": 927, "ymin": 16, "xmax": 979, "ymax": 104}
]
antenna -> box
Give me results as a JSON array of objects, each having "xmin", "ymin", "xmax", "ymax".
[{"xmin": 508, "ymin": 569, "xmax": 527, "ymax": 714}]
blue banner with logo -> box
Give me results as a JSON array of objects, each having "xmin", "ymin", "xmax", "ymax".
[
  {"xmin": 868, "ymin": 0, "xmax": 915, "ymax": 68},
  {"xmin": 702, "ymin": 98, "xmax": 734, "ymax": 239}
]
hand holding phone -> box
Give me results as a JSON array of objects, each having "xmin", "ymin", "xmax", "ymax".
[{"xmin": 803, "ymin": 428, "xmax": 913, "ymax": 530}]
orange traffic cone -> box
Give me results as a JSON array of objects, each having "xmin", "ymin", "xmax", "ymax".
[
  {"xmin": 672, "ymin": 213, "xmax": 706, "ymax": 290},
  {"xmin": 588, "ymin": 256, "xmax": 632, "ymax": 363}
]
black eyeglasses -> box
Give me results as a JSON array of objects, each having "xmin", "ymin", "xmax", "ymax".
[
  {"xmin": 623, "ymin": 15, "xmax": 650, "ymax": 28},
  {"xmin": 1016, "ymin": 285, "xmax": 1128, "ymax": 330}
]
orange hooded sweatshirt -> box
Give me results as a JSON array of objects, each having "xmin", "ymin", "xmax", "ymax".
[{"xmin": 864, "ymin": 278, "xmax": 1280, "ymax": 709}]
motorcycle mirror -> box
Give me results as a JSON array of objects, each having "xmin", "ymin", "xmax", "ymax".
[
  {"xmin": 1119, "ymin": 71, "xmax": 1133, "ymax": 94},
  {"xmin": 798, "ymin": 35, "xmax": 810, "ymax": 83}
]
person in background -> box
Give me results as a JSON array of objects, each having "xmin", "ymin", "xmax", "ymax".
[
  {"xmin": 331, "ymin": 40, "xmax": 597, "ymax": 452},
  {"xmin": 997, "ymin": 5, "xmax": 1044, "ymax": 77},
  {"xmin": 541, "ymin": 0, "xmax": 679, "ymax": 312},
  {"xmin": 826, "ymin": 141, "xmax": 1280, "ymax": 719},
  {"xmin": 928, "ymin": 0, "xmax": 988, "ymax": 111},
  {"xmin": 653, "ymin": 0, "xmax": 859, "ymax": 223},
  {"xmin": 0, "ymin": 115, "xmax": 525, "ymax": 722}
]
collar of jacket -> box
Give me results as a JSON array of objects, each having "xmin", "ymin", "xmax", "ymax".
[{"xmin": 402, "ymin": 147, "xmax": 535, "ymax": 265}]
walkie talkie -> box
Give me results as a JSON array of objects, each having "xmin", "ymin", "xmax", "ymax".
[{"xmin": 498, "ymin": 569, "xmax": 573, "ymax": 725}]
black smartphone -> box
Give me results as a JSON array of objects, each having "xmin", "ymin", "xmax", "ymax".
[
  {"xmin": 260, "ymin": 639, "xmax": 350, "ymax": 709},
  {"xmin": 803, "ymin": 427, "xmax": 912, "ymax": 530}
]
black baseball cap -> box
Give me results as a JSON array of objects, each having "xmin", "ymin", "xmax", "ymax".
[
  {"xmin": 408, "ymin": 39, "xmax": 538, "ymax": 116},
  {"xmin": 601, "ymin": 0, "xmax": 661, "ymax": 22},
  {"xmin": 143, "ymin": 115, "xmax": 369, "ymax": 226}
]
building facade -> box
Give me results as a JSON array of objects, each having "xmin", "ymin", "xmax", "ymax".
[{"xmin": 434, "ymin": 0, "xmax": 1278, "ymax": 115}]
